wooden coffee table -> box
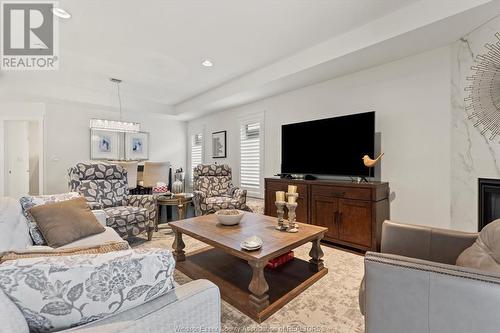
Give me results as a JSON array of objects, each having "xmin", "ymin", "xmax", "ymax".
[{"xmin": 169, "ymin": 212, "xmax": 328, "ymax": 322}]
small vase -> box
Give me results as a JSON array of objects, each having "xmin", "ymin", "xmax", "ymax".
[{"xmin": 172, "ymin": 180, "xmax": 184, "ymax": 194}]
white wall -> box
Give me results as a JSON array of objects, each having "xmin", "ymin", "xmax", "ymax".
[
  {"xmin": 188, "ymin": 46, "xmax": 452, "ymax": 228},
  {"xmin": 450, "ymin": 15, "xmax": 500, "ymax": 232},
  {"xmin": 44, "ymin": 103, "xmax": 186, "ymax": 194}
]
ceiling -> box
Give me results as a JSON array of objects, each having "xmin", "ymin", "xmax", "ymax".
[{"xmin": 1, "ymin": 0, "xmax": 500, "ymax": 119}]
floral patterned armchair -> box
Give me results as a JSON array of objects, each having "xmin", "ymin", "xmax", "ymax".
[
  {"xmin": 68, "ymin": 162, "xmax": 156, "ymax": 240},
  {"xmin": 192, "ymin": 164, "xmax": 250, "ymax": 216}
]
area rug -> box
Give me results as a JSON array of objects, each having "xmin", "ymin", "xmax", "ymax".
[
  {"xmin": 130, "ymin": 222, "xmax": 365, "ymax": 333},
  {"xmin": 246, "ymin": 197, "xmax": 265, "ymax": 215}
]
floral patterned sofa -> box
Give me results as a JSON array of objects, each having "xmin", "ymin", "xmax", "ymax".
[
  {"xmin": 192, "ymin": 164, "xmax": 250, "ymax": 216},
  {"xmin": 68, "ymin": 163, "xmax": 157, "ymax": 240},
  {"xmin": 0, "ymin": 197, "xmax": 221, "ymax": 333}
]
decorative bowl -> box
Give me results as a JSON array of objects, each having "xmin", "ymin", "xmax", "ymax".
[{"xmin": 215, "ymin": 209, "xmax": 244, "ymax": 226}]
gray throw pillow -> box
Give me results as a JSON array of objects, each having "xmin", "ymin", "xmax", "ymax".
[
  {"xmin": 19, "ymin": 192, "xmax": 82, "ymax": 245},
  {"xmin": 456, "ymin": 219, "xmax": 500, "ymax": 274}
]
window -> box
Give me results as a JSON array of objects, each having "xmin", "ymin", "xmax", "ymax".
[
  {"xmin": 240, "ymin": 119, "xmax": 263, "ymax": 197},
  {"xmin": 190, "ymin": 133, "xmax": 203, "ymax": 183}
]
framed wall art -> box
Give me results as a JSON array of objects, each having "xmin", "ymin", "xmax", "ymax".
[
  {"xmin": 464, "ymin": 32, "xmax": 500, "ymax": 141},
  {"xmin": 90, "ymin": 129, "xmax": 120, "ymax": 160},
  {"xmin": 212, "ymin": 130, "xmax": 227, "ymax": 158},
  {"xmin": 125, "ymin": 132, "xmax": 149, "ymax": 160}
]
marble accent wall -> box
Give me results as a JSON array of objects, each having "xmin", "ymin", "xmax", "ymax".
[{"xmin": 451, "ymin": 16, "xmax": 500, "ymax": 232}]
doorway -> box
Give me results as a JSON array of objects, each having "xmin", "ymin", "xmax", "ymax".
[{"xmin": 3, "ymin": 120, "xmax": 41, "ymax": 197}]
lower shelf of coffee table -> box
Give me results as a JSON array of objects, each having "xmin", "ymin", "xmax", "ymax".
[{"xmin": 175, "ymin": 247, "xmax": 328, "ymax": 322}]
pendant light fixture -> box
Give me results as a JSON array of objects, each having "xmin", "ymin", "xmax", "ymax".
[{"xmin": 90, "ymin": 78, "xmax": 140, "ymax": 132}]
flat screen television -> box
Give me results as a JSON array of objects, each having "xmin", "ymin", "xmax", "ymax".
[{"xmin": 281, "ymin": 111, "xmax": 375, "ymax": 177}]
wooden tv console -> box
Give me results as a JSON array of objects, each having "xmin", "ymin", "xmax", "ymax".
[{"xmin": 264, "ymin": 178, "xmax": 390, "ymax": 252}]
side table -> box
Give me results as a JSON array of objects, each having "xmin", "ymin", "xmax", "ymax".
[{"xmin": 156, "ymin": 193, "xmax": 194, "ymax": 231}]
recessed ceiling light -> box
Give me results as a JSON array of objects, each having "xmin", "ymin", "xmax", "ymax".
[
  {"xmin": 52, "ymin": 7, "xmax": 71, "ymax": 19},
  {"xmin": 201, "ymin": 59, "xmax": 214, "ymax": 67}
]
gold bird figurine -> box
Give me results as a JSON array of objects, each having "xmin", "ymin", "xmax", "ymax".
[{"xmin": 362, "ymin": 153, "xmax": 384, "ymax": 168}]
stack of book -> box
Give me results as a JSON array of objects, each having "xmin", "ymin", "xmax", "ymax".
[{"xmin": 267, "ymin": 251, "xmax": 294, "ymax": 269}]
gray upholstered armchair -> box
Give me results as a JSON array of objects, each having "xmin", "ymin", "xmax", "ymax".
[
  {"xmin": 192, "ymin": 164, "xmax": 249, "ymax": 216},
  {"xmin": 68, "ymin": 162, "xmax": 157, "ymax": 240},
  {"xmin": 359, "ymin": 220, "xmax": 500, "ymax": 333}
]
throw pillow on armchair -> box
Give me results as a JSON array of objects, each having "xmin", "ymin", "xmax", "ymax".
[{"xmin": 457, "ymin": 219, "xmax": 500, "ymax": 274}]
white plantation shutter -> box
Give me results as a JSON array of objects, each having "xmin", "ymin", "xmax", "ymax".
[
  {"xmin": 191, "ymin": 133, "xmax": 203, "ymax": 183},
  {"xmin": 240, "ymin": 120, "xmax": 263, "ymax": 196}
]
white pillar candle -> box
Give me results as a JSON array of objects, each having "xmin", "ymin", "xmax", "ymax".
[
  {"xmin": 276, "ymin": 191, "xmax": 285, "ymax": 202},
  {"xmin": 288, "ymin": 195, "xmax": 297, "ymax": 204},
  {"xmin": 288, "ymin": 185, "xmax": 297, "ymax": 194}
]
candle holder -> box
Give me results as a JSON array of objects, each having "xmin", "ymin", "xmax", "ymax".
[
  {"xmin": 286, "ymin": 192, "xmax": 298, "ymax": 204},
  {"xmin": 275, "ymin": 201, "xmax": 287, "ymax": 231},
  {"xmin": 285, "ymin": 202, "xmax": 299, "ymax": 233}
]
